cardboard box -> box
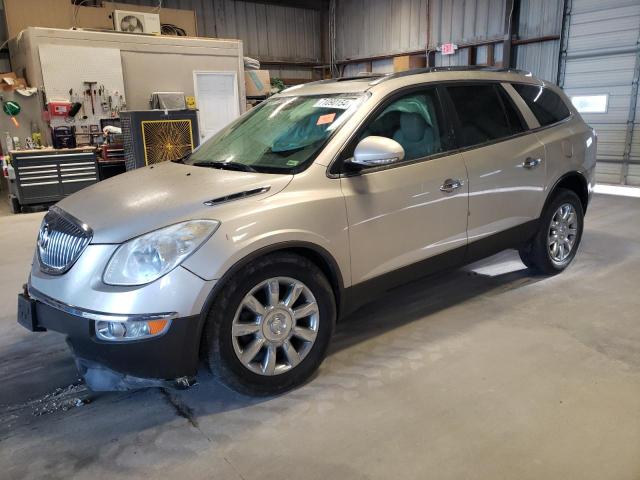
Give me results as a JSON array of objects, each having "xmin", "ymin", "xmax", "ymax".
[
  {"xmin": 393, "ymin": 55, "xmax": 426, "ymax": 72},
  {"xmin": 0, "ymin": 72, "xmax": 28, "ymax": 91},
  {"xmin": 245, "ymin": 70, "xmax": 271, "ymax": 97}
]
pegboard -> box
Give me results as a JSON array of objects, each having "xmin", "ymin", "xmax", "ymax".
[{"xmin": 38, "ymin": 44, "xmax": 127, "ymax": 142}]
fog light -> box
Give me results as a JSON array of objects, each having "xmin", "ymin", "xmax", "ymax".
[{"xmin": 95, "ymin": 318, "xmax": 171, "ymax": 342}]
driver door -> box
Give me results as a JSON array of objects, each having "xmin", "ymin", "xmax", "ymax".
[{"xmin": 339, "ymin": 87, "xmax": 469, "ymax": 287}]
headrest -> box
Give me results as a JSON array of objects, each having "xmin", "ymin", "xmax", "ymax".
[{"xmin": 400, "ymin": 112, "xmax": 427, "ymax": 142}]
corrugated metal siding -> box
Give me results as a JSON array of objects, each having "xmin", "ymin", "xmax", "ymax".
[
  {"xmin": 516, "ymin": 42, "xmax": 560, "ymax": 81},
  {"xmin": 428, "ymin": 0, "xmax": 505, "ymax": 47},
  {"xmin": 434, "ymin": 47, "xmax": 470, "ymax": 66},
  {"xmin": 335, "ymin": 0, "xmax": 562, "ymax": 81},
  {"xmin": 335, "ymin": 0, "xmax": 507, "ymax": 61},
  {"xmin": 515, "ymin": 0, "xmax": 563, "ymax": 82},
  {"xmin": 561, "ymin": 0, "xmax": 640, "ymax": 184},
  {"xmin": 335, "ymin": 0, "xmax": 428, "ymax": 60},
  {"xmin": 120, "ymin": 0, "xmax": 322, "ymax": 62}
]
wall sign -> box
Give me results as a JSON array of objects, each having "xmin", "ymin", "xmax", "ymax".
[{"xmin": 440, "ymin": 43, "xmax": 457, "ymax": 55}]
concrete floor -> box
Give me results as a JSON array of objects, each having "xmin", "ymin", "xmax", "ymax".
[{"xmin": 1, "ymin": 193, "xmax": 639, "ymax": 480}]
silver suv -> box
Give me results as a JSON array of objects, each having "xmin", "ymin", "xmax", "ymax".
[{"xmin": 18, "ymin": 68, "xmax": 596, "ymax": 395}]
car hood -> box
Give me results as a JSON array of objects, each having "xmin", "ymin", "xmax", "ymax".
[{"xmin": 56, "ymin": 161, "xmax": 292, "ymax": 243}]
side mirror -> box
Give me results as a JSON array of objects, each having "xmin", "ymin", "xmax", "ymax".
[{"xmin": 349, "ymin": 136, "xmax": 405, "ymax": 168}]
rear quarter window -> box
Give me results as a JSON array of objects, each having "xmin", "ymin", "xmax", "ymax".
[{"xmin": 512, "ymin": 84, "xmax": 571, "ymax": 126}]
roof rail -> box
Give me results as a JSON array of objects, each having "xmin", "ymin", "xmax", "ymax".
[
  {"xmin": 334, "ymin": 73, "xmax": 387, "ymax": 82},
  {"xmin": 288, "ymin": 73, "xmax": 386, "ymax": 89},
  {"xmin": 368, "ymin": 66, "xmax": 534, "ymax": 85},
  {"xmin": 287, "ymin": 67, "xmax": 534, "ymax": 91}
]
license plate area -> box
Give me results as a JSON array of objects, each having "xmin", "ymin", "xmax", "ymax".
[{"xmin": 17, "ymin": 293, "xmax": 46, "ymax": 332}]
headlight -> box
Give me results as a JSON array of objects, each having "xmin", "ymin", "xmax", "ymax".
[
  {"xmin": 96, "ymin": 318, "xmax": 171, "ymax": 341},
  {"xmin": 103, "ymin": 220, "xmax": 220, "ymax": 286}
]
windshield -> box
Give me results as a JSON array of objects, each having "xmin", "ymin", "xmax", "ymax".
[{"xmin": 186, "ymin": 93, "xmax": 367, "ymax": 173}]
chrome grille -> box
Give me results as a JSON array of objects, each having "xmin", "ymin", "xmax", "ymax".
[{"xmin": 37, "ymin": 206, "xmax": 92, "ymax": 275}]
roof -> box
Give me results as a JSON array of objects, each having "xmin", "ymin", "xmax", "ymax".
[{"xmin": 279, "ymin": 66, "xmax": 545, "ymax": 97}]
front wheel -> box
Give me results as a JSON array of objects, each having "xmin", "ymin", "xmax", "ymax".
[
  {"xmin": 203, "ymin": 252, "xmax": 336, "ymax": 396},
  {"xmin": 519, "ymin": 188, "xmax": 584, "ymax": 274}
]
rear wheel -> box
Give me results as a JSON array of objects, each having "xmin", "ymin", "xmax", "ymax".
[
  {"xmin": 519, "ymin": 188, "xmax": 584, "ymax": 274},
  {"xmin": 203, "ymin": 252, "xmax": 335, "ymax": 396}
]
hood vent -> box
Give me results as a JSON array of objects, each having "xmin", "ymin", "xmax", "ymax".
[{"xmin": 203, "ymin": 186, "xmax": 271, "ymax": 206}]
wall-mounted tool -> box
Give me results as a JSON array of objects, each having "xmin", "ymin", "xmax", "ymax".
[
  {"xmin": 1, "ymin": 97, "xmax": 21, "ymax": 127},
  {"xmin": 99, "ymin": 85, "xmax": 109, "ymax": 112},
  {"xmin": 68, "ymin": 102, "xmax": 83, "ymax": 118},
  {"xmin": 83, "ymin": 81, "xmax": 97, "ymax": 115}
]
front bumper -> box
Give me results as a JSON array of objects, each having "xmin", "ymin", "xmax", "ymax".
[{"xmin": 18, "ymin": 290, "xmax": 202, "ymax": 391}]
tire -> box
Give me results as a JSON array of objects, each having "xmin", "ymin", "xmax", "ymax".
[
  {"xmin": 9, "ymin": 196, "xmax": 21, "ymax": 214},
  {"xmin": 203, "ymin": 252, "xmax": 336, "ymax": 396},
  {"xmin": 519, "ymin": 188, "xmax": 584, "ymax": 274}
]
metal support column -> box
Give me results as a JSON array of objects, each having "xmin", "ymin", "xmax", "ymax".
[
  {"xmin": 502, "ymin": 0, "xmax": 520, "ymax": 68},
  {"xmin": 620, "ymin": 32, "xmax": 640, "ymax": 184},
  {"xmin": 557, "ymin": 0, "xmax": 572, "ymax": 87}
]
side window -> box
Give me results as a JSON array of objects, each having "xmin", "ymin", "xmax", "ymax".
[
  {"xmin": 512, "ymin": 84, "xmax": 571, "ymax": 126},
  {"xmin": 357, "ymin": 89, "xmax": 448, "ymax": 161},
  {"xmin": 446, "ymin": 84, "xmax": 518, "ymax": 148}
]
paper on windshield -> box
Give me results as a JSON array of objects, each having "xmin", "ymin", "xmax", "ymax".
[{"xmin": 313, "ymin": 98, "xmax": 356, "ymax": 110}]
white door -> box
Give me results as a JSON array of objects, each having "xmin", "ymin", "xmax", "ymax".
[{"xmin": 193, "ymin": 71, "xmax": 240, "ymax": 142}]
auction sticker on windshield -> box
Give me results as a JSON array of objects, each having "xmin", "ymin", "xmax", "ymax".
[
  {"xmin": 317, "ymin": 113, "xmax": 336, "ymax": 125},
  {"xmin": 314, "ymin": 98, "xmax": 356, "ymax": 110}
]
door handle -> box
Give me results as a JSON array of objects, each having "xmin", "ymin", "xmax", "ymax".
[
  {"xmin": 523, "ymin": 157, "xmax": 542, "ymax": 169},
  {"xmin": 440, "ymin": 178, "xmax": 463, "ymax": 193}
]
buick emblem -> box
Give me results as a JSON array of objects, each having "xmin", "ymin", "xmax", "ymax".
[{"xmin": 39, "ymin": 223, "xmax": 50, "ymax": 250}]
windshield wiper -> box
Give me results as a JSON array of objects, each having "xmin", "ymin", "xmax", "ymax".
[
  {"xmin": 171, "ymin": 152, "xmax": 192, "ymax": 164},
  {"xmin": 192, "ymin": 161, "xmax": 257, "ymax": 173}
]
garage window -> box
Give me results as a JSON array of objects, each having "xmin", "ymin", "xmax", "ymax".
[
  {"xmin": 570, "ymin": 95, "xmax": 608, "ymax": 114},
  {"xmin": 512, "ymin": 84, "xmax": 571, "ymax": 126}
]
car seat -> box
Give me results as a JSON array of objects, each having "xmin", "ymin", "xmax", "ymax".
[{"xmin": 393, "ymin": 112, "xmax": 435, "ymax": 160}]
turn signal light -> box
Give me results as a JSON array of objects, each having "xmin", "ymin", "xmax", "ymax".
[
  {"xmin": 95, "ymin": 318, "xmax": 171, "ymax": 342},
  {"xmin": 147, "ymin": 319, "xmax": 170, "ymax": 335}
]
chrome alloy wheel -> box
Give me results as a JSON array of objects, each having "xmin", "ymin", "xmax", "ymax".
[
  {"xmin": 231, "ymin": 277, "xmax": 319, "ymax": 376},
  {"xmin": 547, "ymin": 203, "xmax": 578, "ymax": 265}
]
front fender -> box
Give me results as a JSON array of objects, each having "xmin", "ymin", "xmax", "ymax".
[
  {"xmin": 183, "ymin": 228, "xmax": 348, "ymax": 286},
  {"xmin": 181, "ymin": 166, "xmax": 351, "ymax": 288}
]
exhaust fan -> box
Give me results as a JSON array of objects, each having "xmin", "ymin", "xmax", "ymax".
[{"xmin": 113, "ymin": 10, "xmax": 161, "ymax": 35}]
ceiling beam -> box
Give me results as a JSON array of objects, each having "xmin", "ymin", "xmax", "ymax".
[{"xmin": 243, "ymin": 0, "xmax": 326, "ymax": 11}]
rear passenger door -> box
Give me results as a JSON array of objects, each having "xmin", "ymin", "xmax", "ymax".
[
  {"xmin": 511, "ymin": 83, "xmax": 583, "ymax": 190},
  {"xmin": 443, "ymin": 83, "xmax": 546, "ymax": 252}
]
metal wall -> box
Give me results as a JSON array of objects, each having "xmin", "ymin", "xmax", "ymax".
[
  {"xmin": 117, "ymin": 0, "xmax": 323, "ymax": 63},
  {"xmin": 559, "ymin": 0, "xmax": 640, "ymax": 185},
  {"xmin": 335, "ymin": 0, "xmax": 428, "ymax": 61},
  {"xmin": 429, "ymin": 0, "xmax": 506, "ymax": 47},
  {"xmin": 335, "ymin": 0, "xmax": 509, "ymax": 61},
  {"xmin": 334, "ymin": 0, "xmax": 563, "ymax": 82},
  {"xmin": 515, "ymin": 0, "xmax": 563, "ymax": 82}
]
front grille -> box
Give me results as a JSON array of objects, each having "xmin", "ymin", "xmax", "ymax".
[{"xmin": 37, "ymin": 206, "xmax": 92, "ymax": 275}]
